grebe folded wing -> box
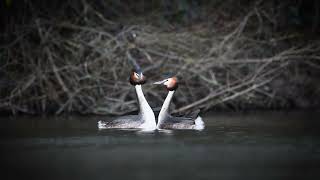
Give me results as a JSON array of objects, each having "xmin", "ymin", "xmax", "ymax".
[
  {"xmin": 114, "ymin": 114, "xmax": 140, "ymax": 121},
  {"xmin": 166, "ymin": 116, "xmax": 195, "ymax": 124},
  {"xmin": 98, "ymin": 115, "xmax": 142, "ymax": 129},
  {"xmin": 172, "ymin": 109, "xmax": 200, "ymax": 119},
  {"xmin": 158, "ymin": 115, "xmax": 197, "ymax": 129}
]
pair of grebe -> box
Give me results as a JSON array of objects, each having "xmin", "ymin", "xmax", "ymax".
[{"xmin": 98, "ymin": 70, "xmax": 205, "ymax": 131}]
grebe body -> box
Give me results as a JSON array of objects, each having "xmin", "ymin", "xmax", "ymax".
[
  {"xmin": 154, "ymin": 77, "xmax": 205, "ymax": 130},
  {"xmin": 98, "ymin": 71, "xmax": 156, "ymax": 130}
]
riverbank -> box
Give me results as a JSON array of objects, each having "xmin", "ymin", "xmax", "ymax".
[{"xmin": 1, "ymin": 0, "xmax": 319, "ymax": 115}]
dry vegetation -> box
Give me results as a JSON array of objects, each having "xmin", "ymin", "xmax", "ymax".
[{"xmin": 0, "ymin": 0, "xmax": 319, "ymax": 115}]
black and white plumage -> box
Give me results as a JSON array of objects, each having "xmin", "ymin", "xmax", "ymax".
[
  {"xmin": 154, "ymin": 77, "xmax": 205, "ymax": 130},
  {"xmin": 98, "ymin": 70, "xmax": 156, "ymax": 130}
]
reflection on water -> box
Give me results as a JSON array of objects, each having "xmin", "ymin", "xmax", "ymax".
[{"xmin": 1, "ymin": 111, "xmax": 320, "ymax": 180}]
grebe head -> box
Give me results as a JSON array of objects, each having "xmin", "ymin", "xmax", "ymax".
[
  {"xmin": 130, "ymin": 69, "xmax": 146, "ymax": 85},
  {"xmin": 153, "ymin": 76, "xmax": 178, "ymax": 91}
]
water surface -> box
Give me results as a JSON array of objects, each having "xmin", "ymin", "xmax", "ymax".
[{"xmin": 1, "ymin": 111, "xmax": 320, "ymax": 180}]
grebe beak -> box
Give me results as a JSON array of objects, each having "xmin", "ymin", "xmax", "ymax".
[{"xmin": 153, "ymin": 79, "xmax": 167, "ymax": 85}]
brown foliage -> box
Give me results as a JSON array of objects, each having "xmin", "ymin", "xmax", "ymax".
[{"xmin": 1, "ymin": 1, "xmax": 319, "ymax": 115}]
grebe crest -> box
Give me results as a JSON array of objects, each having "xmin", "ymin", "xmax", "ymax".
[{"xmin": 130, "ymin": 69, "xmax": 146, "ymax": 85}]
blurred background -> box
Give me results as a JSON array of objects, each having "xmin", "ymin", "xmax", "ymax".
[
  {"xmin": 2, "ymin": 1, "xmax": 320, "ymax": 180},
  {"xmin": 0, "ymin": 0, "xmax": 319, "ymax": 115}
]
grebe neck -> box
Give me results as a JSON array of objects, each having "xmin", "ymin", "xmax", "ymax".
[
  {"xmin": 135, "ymin": 85, "xmax": 156, "ymax": 129},
  {"xmin": 157, "ymin": 90, "xmax": 175, "ymax": 128}
]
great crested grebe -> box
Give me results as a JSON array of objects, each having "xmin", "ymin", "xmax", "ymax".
[
  {"xmin": 98, "ymin": 70, "xmax": 156, "ymax": 130},
  {"xmin": 154, "ymin": 76, "xmax": 205, "ymax": 130}
]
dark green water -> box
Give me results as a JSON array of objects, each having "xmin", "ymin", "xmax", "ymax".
[{"xmin": 1, "ymin": 111, "xmax": 320, "ymax": 180}]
